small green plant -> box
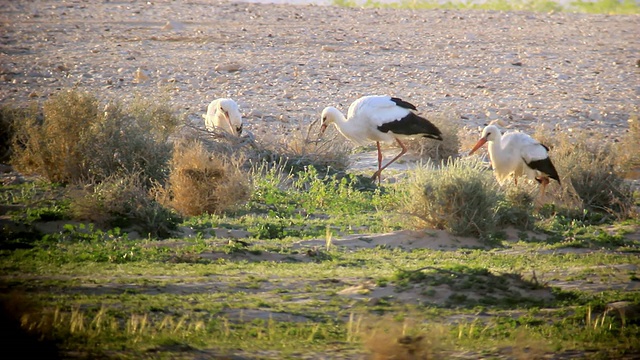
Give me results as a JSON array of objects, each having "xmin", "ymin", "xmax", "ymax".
[
  {"xmin": 495, "ymin": 186, "xmax": 535, "ymax": 229},
  {"xmin": 71, "ymin": 173, "xmax": 180, "ymax": 238}
]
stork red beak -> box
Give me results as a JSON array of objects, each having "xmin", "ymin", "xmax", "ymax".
[
  {"xmin": 469, "ymin": 137, "xmax": 488, "ymax": 155},
  {"xmin": 320, "ymin": 123, "xmax": 327, "ymax": 135}
]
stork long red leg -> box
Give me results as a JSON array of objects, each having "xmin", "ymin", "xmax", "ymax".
[
  {"xmin": 371, "ymin": 142, "xmax": 384, "ymax": 185},
  {"xmin": 371, "ymin": 138, "xmax": 407, "ymax": 183}
]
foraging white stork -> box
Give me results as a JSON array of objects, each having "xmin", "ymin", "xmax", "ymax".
[
  {"xmin": 203, "ymin": 98, "xmax": 243, "ymax": 136},
  {"xmin": 469, "ymin": 124, "xmax": 560, "ymax": 197},
  {"xmin": 321, "ymin": 95, "xmax": 443, "ymax": 183}
]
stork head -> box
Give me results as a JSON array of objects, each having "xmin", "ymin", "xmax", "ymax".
[
  {"xmin": 217, "ymin": 98, "xmax": 243, "ymax": 136},
  {"xmin": 320, "ymin": 107, "xmax": 341, "ymax": 135},
  {"xmin": 469, "ymin": 124, "xmax": 501, "ymax": 155}
]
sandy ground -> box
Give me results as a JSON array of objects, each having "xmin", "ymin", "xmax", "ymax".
[{"xmin": 1, "ymin": 0, "xmax": 638, "ymax": 145}]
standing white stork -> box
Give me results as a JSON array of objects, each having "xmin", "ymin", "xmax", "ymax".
[
  {"xmin": 203, "ymin": 98, "xmax": 243, "ymax": 136},
  {"xmin": 469, "ymin": 124, "xmax": 560, "ymax": 197},
  {"xmin": 320, "ymin": 95, "xmax": 443, "ymax": 183}
]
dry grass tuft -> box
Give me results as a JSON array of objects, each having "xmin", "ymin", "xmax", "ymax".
[
  {"xmin": 70, "ymin": 173, "xmax": 180, "ymax": 238},
  {"xmin": 10, "ymin": 90, "xmax": 180, "ymax": 184},
  {"xmin": 254, "ymin": 118, "xmax": 351, "ymax": 174},
  {"xmin": 1, "ymin": 104, "xmax": 38, "ymax": 164},
  {"xmin": 364, "ymin": 317, "xmax": 448, "ymax": 360},
  {"xmin": 11, "ymin": 90, "xmax": 99, "ymax": 183},
  {"xmin": 533, "ymin": 125, "xmax": 634, "ymax": 218},
  {"xmin": 160, "ymin": 140, "xmax": 251, "ymax": 216},
  {"xmin": 0, "ymin": 292, "xmax": 61, "ymax": 358},
  {"xmin": 405, "ymin": 111, "xmax": 461, "ymax": 162},
  {"xmin": 401, "ymin": 157, "xmax": 500, "ymax": 239},
  {"xmin": 615, "ymin": 114, "xmax": 640, "ymax": 174}
]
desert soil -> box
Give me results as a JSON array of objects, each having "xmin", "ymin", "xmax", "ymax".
[
  {"xmin": 1, "ymin": 0, "xmax": 638, "ymax": 143},
  {"xmin": 1, "ymin": 2, "xmax": 640, "ymax": 358}
]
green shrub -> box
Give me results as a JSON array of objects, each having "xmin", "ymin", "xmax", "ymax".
[
  {"xmin": 401, "ymin": 158, "xmax": 500, "ymax": 239},
  {"xmin": 495, "ymin": 186, "xmax": 536, "ymax": 229},
  {"xmin": 71, "ymin": 173, "xmax": 180, "ymax": 238},
  {"xmin": 81, "ymin": 100, "xmax": 178, "ymax": 185},
  {"xmin": 11, "ymin": 90, "xmax": 180, "ymax": 184}
]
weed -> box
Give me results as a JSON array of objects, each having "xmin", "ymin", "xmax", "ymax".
[
  {"xmin": 70, "ymin": 173, "xmax": 180, "ymax": 238},
  {"xmin": 401, "ymin": 158, "xmax": 500, "ymax": 239},
  {"xmin": 10, "ymin": 90, "xmax": 179, "ymax": 185},
  {"xmin": 534, "ymin": 126, "xmax": 635, "ymax": 219},
  {"xmin": 160, "ymin": 140, "xmax": 250, "ymax": 216},
  {"xmin": 405, "ymin": 111, "xmax": 461, "ymax": 163}
]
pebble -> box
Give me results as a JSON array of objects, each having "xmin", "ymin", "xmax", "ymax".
[{"xmin": 0, "ymin": 1, "xmax": 636, "ymax": 144}]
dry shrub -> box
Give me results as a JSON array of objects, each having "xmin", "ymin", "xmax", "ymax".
[
  {"xmin": 71, "ymin": 173, "xmax": 180, "ymax": 238},
  {"xmin": 402, "ymin": 157, "xmax": 500, "ymax": 239},
  {"xmin": 178, "ymin": 116, "xmax": 350, "ymax": 178},
  {"xmin": 534, "ymin": 125, "xmax": 634, "ymax": 218},
  {"xmin": 12, "ymin": 91, "xmax": 99, "ymax": 183},
  {"xmin": 81, "ymin": 100, "xmax": 178, "ymax": 184},
  {"xmin": 364, "ymin": 317, "xmax": 448, "ymax": 360},
  {"xmin": 11, "ymin": 90, "xmax": 180, "ymax": 184},
  {"xmin": 162, "ymin": 140, "xmax": 250, "ymax": 216},
  {"xmin": 616, "ymin": 115, "xmax": 640, "ymax": 174},
  {"xmin": 405, "ymin": 111, "xmax": 461, "ymax": 162},
  {"xmin": 0, "ymin": 104, "xmax": 38, "ymax": 164},
  {"xmin": 253, "ymin": 118, "xmax": 351, "ymax": 174}
]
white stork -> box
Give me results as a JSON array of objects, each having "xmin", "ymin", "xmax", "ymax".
[
  {"xmin": 469, "ymin": 124, "xmax": 560, "ymax": 197},
  {"xmin": 203, "ymin": 98, "xmax": 243, "ymax": 136},
  {"xmin": 321, "ymin": 95, "xmax": 443, "ymax": 183}
]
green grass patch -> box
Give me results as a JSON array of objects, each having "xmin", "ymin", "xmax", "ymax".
[{"xmin": 333, "ymin": 0, "xmax": 640, "ymax": 15}]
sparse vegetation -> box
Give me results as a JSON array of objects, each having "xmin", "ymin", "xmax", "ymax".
[
  {"xmin": 333, "ymin": 0, "xmax": 640, "ymax": 14},
  {"xmin": 1, "ymin": 89, "xmax": 639, "ymax": 359},
  {"xmin": 10, "ymin": 90, "xmax": 180, "ymax": 185},
  {"xmin": 534, "ymin": 125, "xmax": 635, "ymax": 219},
  {"xmin": 405, "ymin": 112, "xmax": 461, "ymax": 163},
  {"xmin": 401, "ymin": 158, "xmax": 501, "ymax": 239},
  {"xmin": 161, "ymin": 140, "xmax": 251, "ymax": 216}
]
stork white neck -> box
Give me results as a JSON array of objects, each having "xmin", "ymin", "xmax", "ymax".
[{"xmin": 322, "ymin": 107, "xmax": 364, "ymax": 143}]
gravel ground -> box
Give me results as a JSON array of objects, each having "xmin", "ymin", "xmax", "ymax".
[{"xmin": 1, "ymin": 0, "xmax": 638, "ymax": 141}]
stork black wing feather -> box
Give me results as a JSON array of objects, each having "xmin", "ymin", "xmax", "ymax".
[{"xmin": 377, "ymin": 113, "xmax": 443, "ymax": 140}]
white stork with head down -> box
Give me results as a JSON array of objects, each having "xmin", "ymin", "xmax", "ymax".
[
  {"xmin": 469, "ymin": 124, "xmax": 561, "ymax": 197},
  {"xmin": 203, "ymin": 98, "xmax": 243, "ymax": 136},
  {"xmin": 320, "ymin": 95, "xmax": 443, "ymax": 183}
]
